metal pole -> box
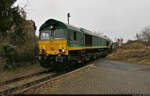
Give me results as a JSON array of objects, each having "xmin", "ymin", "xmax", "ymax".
[{"xmin": 67, "ymin": 13, "xmax": 71, "ymax": 24}]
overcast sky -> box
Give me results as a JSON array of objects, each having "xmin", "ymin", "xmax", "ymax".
[{"xmin": 15, "ymin": 0, "xmax": 150, "ymax": 42}]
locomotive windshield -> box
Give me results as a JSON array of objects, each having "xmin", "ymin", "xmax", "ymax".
[
  {"xmin": 54, "ymin": 29, "xmax": 66, "ymax": 40},
  {"xmin": 40, "ymin": 29, "xmax": 66, "ymax": 40},
  {"xmin": 40, "ymin": 31, "xmax": 50, "ymax": 40}
]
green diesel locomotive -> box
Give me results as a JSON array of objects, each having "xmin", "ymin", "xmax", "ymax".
[{"xmin": 37, "ymin": 19, "xmax": 113, "ymax": 70}]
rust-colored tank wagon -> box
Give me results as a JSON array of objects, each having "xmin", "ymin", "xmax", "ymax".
[{"xmin": 37, "ymin": 19, "xmax": 113, "ymax": 70}]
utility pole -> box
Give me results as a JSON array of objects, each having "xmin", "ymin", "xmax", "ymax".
[{"xmin": 67, "ymin": 13, "xmax": 71, "ymax": 24}]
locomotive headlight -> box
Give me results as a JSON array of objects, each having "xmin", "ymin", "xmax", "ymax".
[
  {"xmin": 59, "ymin": 49, "xmax": 65, "ymax": 53},
  {"xmin": 50, "ymin": 25, "xmax": 54, "ymax": 29},
  {"xmin": 62, "ymin": 49, "xmax": 65, "ymax": 52},
  {"xmin": 40, "ymin": 49, "xmax": 45, "ymax": 54}
]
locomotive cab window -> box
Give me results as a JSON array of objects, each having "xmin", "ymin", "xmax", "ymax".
[
  {"xmin": 70, "ymin": 30, "xmax": 76, "ymax": 41},
  {"xmin": 54, "ymin": 29, "xmax": 66, "ymax": 40},
  {"xmin": 40, "ymin": 31, "xmax": 50, "ymax": 40}
]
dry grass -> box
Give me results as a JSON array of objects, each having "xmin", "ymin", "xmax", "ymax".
[
  {"xmin": 0, "ymin": 62, "xmax": 44, "ymax": 82},
  {"xmin": 107, "ymin": 42, "xmax": 150, "ymax": 65}
]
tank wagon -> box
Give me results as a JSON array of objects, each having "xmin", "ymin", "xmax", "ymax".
[{"xmin": 37, "ymin": 19, "xmax": 113, "ymax": 70}]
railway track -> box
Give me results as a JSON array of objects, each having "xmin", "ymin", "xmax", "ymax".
[
  {"xmin": 0, "ymin": 70, "xmax": 48, "ymax": 87},
  {"xmin": 0, "ymin": 70, "xmax": 58, "ymax": 94},
  {"xmin": 0, "ymin": 59, "xmax": 102, "ymax": 94}
]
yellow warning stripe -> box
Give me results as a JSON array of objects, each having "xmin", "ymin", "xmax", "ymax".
[{"xmin": 68, "ymin": 46, "xmax": 110, "ymax": 51}]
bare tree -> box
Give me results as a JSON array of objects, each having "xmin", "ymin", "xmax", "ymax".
[{"xmin": 136, "ymin": 26, "xmax": 150, "ymax": 47}]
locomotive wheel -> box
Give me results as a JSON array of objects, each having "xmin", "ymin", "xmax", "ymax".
[
  {"xmin": 70, "ymin": 60, "xmax": 78, "ymax": 69},
  {"xmin": 78, "ymin": 59, "xmax": 86, "ymax": 67},
  {"xmin": 83, "ymin": 59, "xmax": 87, "ymax": 65},
  {"xmin": 102, "ymin": 53, "xmax": 107, "ymax": 57},
  {"xmin": 40, "ymin": 58, "xmax": 55, "ymax": 70},
  {"xmin": 53, "ymin": 62, "xmax": 62, "ymax": 71},
  {"xmin": 64, "ymin": 62, "xmax": 71, "ymax": 72},
  {"xmin": 54, "ymin": 62, "xmax": 70, "ymax": 72},
  {"xmin": 40, "ymin": 62, "xmax": 49, "ymax": 68},
  {"xmin": 93, "ymin": 54, "xmax": 97, "ymax": 60}
]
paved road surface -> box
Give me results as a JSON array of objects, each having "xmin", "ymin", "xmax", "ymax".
[{"xmin": 28, "ymin": 59, "xmax": 150, "ymax": 94}]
